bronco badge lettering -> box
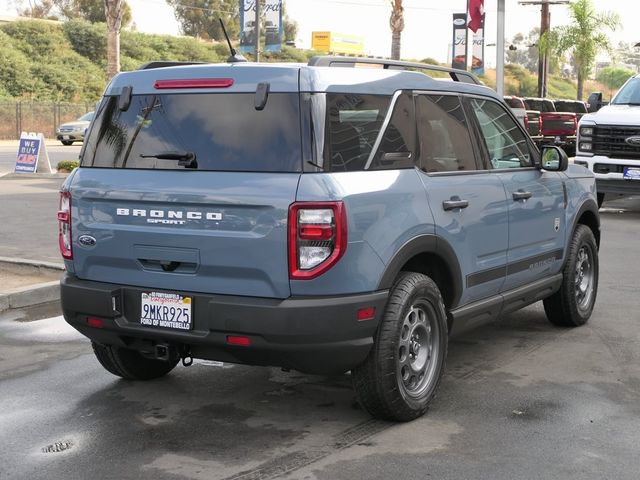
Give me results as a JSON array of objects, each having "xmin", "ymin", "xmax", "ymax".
[{"xmin": 116, "ymin": 208, "xmax": 222, "ymax": 224}]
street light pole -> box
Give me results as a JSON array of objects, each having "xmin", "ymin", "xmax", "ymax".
[
  {"xmin": 496, "ymin": 0, "xmax": 505, "ymax": 97},
  {"xmin": 254, "ymin": 0, "xmax": 261, "ymax": 62}
]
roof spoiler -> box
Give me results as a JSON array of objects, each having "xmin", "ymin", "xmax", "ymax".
[
  {"xmin": 308, "ymin": 56, "xmax": 481, "ymax": 85},
  {"xmin": 138, "ymin": 61, "xmax": 207, "ymax": 70}
]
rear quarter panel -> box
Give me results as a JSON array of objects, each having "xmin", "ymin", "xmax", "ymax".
[{"xmin": 292, "ymin": 169, "xmax": 434, "ymax": 296}]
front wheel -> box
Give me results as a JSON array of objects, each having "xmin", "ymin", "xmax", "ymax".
[
  {"xmin": 597, "ymin": 193, "xmax": 605, "ymax": 208},
  {"xmin": 61, "ymin": 140, "xmax": 73, "ymax": 146},
  {"xmin": 352, "ymin": 272, "xmax": 448, "ymax": 422},
  {"xmin": 92, "ymin": 342, "xmax": 179, "ymax": 380},
  {"xmin": 543, "ymin": 224, "xmax": 598, "ymax": 327}
]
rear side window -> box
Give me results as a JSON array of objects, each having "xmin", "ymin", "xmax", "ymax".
[
  {"xmin": 416, "ymin": 94, "xmax": 477, "ymax": 173},
  {"xmin": 82, "ymin": 93, "xmax": 302, "ymax": 172},
  {"xmin": 324, "ymin": 92, "xmax": 415, "ymax": 171}
]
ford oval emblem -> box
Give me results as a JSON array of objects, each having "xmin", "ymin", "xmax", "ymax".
[
  {"xmin": 453, "ymin": 18, "xmax": 466, "ymax": 26},
  {"xmin": 625, "ymin": 136, "xmax": 640, "ymax": 146},
  {"xmin": 78, "ymin": 235, "xmax": 97, "ymax": 247}
]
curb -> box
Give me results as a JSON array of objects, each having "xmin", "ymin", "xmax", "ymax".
[
  {"xmin": 0, "ymin": 172, "xmax": 70, "ymax": 180},
  {"xmin": 0, "ymin": 258, "xmax": 64, "ymax": 313}
]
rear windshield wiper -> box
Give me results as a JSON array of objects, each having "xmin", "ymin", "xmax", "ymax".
[{"xmin": 140, "ymin": 151, "xmax": 197, "ymax": 168}]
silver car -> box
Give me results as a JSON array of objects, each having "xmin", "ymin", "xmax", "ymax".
[{"xmin": 56, "ymin": 111, "xmax": 94, "ymax": 145}]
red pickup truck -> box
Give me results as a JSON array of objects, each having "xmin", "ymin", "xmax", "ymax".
[{"xmin": 523, "ymin": 97, "xmax": 577, "ymax": 157}]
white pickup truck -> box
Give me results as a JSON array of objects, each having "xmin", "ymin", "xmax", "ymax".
[{"xmin": 575, "ymin": 75, "xmax": 640, "ymax": 207}]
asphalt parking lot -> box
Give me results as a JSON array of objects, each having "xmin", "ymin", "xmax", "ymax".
[{"xmin": 0, "ymin": 194, "xmax": 639, "ymax": 480}]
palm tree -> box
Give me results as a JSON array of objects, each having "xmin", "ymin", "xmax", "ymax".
[
  {"xmin": 390, "ymin": 0, "xmax": 404, "ymax": 60},
  {"xmin": 545, "ymin": 0, "xmax": 619, "ymax": 100},
  {"xmin": 104, "ymin": 0, "xmax": 125, "ymax": 80}
]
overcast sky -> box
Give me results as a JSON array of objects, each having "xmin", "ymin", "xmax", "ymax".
[{"xmin": 1, "ymin": 0, "xmax": 637, "ymax": 65}]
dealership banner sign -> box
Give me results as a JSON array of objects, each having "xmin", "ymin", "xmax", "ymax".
[
  {"xmin": 471, "ymin": 16, "xmax": 485, "ymax": 76},
  {"xmin": 452, "ymin": 13, "xmax": 466, "ymax": 70},
  {"xmin": 240, "ymin": 0, "xmax": 283, "ymax": 54}
]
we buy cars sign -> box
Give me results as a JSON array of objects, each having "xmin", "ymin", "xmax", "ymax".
[{"xmin": 14, "ymin": 132, "xmax": 52, "ymax": 174}]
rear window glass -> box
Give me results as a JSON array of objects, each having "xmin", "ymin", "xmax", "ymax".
[
  {"xmin": 504, "ymin": 97, "xmax": 524, "ymax": 109},
  {"xmin": 523, "ymin": 99, "xmax": 555, "ymax": 112},
  {"xmin": 324, "ymin": 92, "xmax": 416, "ymax": 171},
  {"xmin": 555, "ymin": 101, "xmax": 586, "ymax": 113},
  {"xmin": 82, "ymin": 93, "xmax": 302, "ymax": 172}
]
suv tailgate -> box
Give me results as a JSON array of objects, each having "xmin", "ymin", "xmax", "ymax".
[{"xmin": 69, "ymin": 169, "xmax": 298, "ymax": 299}]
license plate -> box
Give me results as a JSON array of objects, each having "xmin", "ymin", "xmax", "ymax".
[
  {"xmin": 140, "ymin": 292, "xmax": 192, "ymax": 330},
  {"xmin": 62, "ymin": 135, "xmax": 70, "ymax": 140},
  {"xmin": 623, "ymin": 167, "xmax": 640, "ymax": 180}
]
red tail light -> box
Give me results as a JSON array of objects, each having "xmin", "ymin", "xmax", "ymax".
[
  {"xmin": 288, "ymin": 201, "xmax": 347, "ymax": 280},
  {"xmin": 58, "ymin": 191, "xmax": 72, "ymax": 260}
]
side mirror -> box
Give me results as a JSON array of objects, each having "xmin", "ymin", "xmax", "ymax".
[
  {"xmin": 540, "ymin": 146, "xmax": 568, "ymax": 172},
  {"xmin": 586, "ymin": 92, "xmax": 604, "ymax": 113}
]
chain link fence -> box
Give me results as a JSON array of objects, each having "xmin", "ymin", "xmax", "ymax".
[{"xmin": 0, "ymin": 102, "xmax": 94, "ymax": 140}]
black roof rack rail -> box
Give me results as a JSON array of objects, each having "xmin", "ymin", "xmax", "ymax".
[
  {"xmin": 138, "ymin": 61, "xmax": 207, "ymax": 70},
  {"xmin": 308, "ymin": 56, "xmax": 481, "ymax": 85}
]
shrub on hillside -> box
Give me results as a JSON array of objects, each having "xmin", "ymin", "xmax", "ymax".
[{"xmin": 63, "ymin": 20, "xmax": 107, "ymax": 63}]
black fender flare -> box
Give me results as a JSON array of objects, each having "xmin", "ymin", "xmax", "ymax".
[
  {"xmin": 376, "ymin": 234, "xmax": 463, "ymax": 308},
  {"xmin": 568, "ymin": 198, "xmax": 600, "ymax": 250}
]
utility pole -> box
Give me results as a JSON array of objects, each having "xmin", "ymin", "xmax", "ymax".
[
  {"xmin": 254, "ymin": 0, "xmax": 261, "ymax": 62},
  {"xmin": 519, "ymin": 1, "xmax": 569, "ymax": 98}
]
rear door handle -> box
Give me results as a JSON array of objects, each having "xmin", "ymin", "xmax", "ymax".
[
  {"xmin": 442, "ymin": 198, "xmax": 469, "ymax": 211},
  {"xmin": 512, "ymin": 190, "xmax": 532, "ymax": 201}
]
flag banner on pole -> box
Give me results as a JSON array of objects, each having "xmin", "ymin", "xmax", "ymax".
[
  {"xmin": 468, "ymin": 0, "xmax": 484, "ymax": 33},
  {"xmin": 471, "ymin": 15, "xmax": 485, "ymax": 75},
  {"xmin": 239, "ymin": 0, "xmax": 255, "ymax": 54},
  {"xmin": 264, "ymin": 0, "xmax": 282, "ymax": 52},
  {"xmin": 452, "ymin": 13, "xmax": 467, "ymax": 70}
]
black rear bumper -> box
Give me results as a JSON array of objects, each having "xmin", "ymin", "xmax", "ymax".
[{"xmin": 61, "ymin": 274, "xmax": 388, "ymax": 374}]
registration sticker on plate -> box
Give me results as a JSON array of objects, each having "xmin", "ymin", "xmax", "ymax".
[
  {"xmin": 140, "ymin": 292, "xmax": 192, "ymax": 330},
  {"xmin": 623, "ymin": 167, "xmax": 640, "ymax": 180}
]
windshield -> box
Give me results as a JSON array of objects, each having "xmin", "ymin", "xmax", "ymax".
[
  {"xmin": 612, "ymin": 77, "xmax": 640, "ymax": 105},
  {"xmin": 81, "ymin": 93, "xmax": 302, "ymax": 172},
  {"xmin": 78, "ymin": 111, "xmax": 94, "ymax": 122}
]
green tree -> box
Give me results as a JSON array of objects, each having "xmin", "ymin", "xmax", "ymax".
[
  {"xmin": 389, "ymin": 0, "xmax": 403, "ymax": 60},
  {"xmin": 17, "ymin": 0, "xmax": 57, "ymax": 18},
  {"xmin": 596, "ymin": 66, "xmax": 636, "ymax": 91},
  {"xmin": 506, "ymin": 29, "xmax": 539, "ymax": 73},
  {"xmin": 57, "ymin": 0, "xmax": 132, "ymax": 27},
  {"xmin": 16, "ymin": 0, "xmax": 131, "ymax": 25},
  {"xmin": 544, "ymin": 0, "xmax": 620, "ymax": 100},
  {"xmin": 166, "ymin": 0, "xmax": 240, "ymax": 41}
]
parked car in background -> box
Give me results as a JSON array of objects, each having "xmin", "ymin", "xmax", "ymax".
[
  {"xmin": 56, "ymin": 111, "xmax": 94, "ymax": 146},
  {"xmin": 554, "ymin": 99, "xmax": 588, "ymax": 123},
  {"xmin": 504, "ymin": 95, "xmax": 543, "ymax": 139},
  {"xmin": 576, "ymin": 75, "xmax": 640, "ymax": 206},
  {"xmin": 524, "ymin": 97, "xmax": 577, "ymax": 157},
  {"xmin": 503, "ymin": 95, "xmax": 528, "ymax": 129}
]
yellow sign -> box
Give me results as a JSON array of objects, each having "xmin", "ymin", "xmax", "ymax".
[{"xmin": 312, "ymin": 31, "xmax": 365, "ymax": 55}]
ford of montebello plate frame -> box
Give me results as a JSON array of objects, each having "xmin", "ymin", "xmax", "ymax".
[{"xmin": 140, "ymin": 292, "xmax": 192, "ymax": 330}]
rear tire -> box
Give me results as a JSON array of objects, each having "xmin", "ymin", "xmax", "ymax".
[
  {"xmin": 543, "ymin": 224, "xmax": 598, "ymax": 327},
  {"xmin": 61, "ymin": 140, "xmax": 73, "ymax": 146},
  {"xmin": 352, "ymin": 272, "xmax": 448, "ymax": 422},
  {"xmin": 92, "ymin": 342, "xmax": 179, "ymax": 380}
]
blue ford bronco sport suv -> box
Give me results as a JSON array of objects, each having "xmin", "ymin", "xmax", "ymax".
[{"xmin": 59, "ymin": 56, "xmax": 600, "ymax": 421}]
